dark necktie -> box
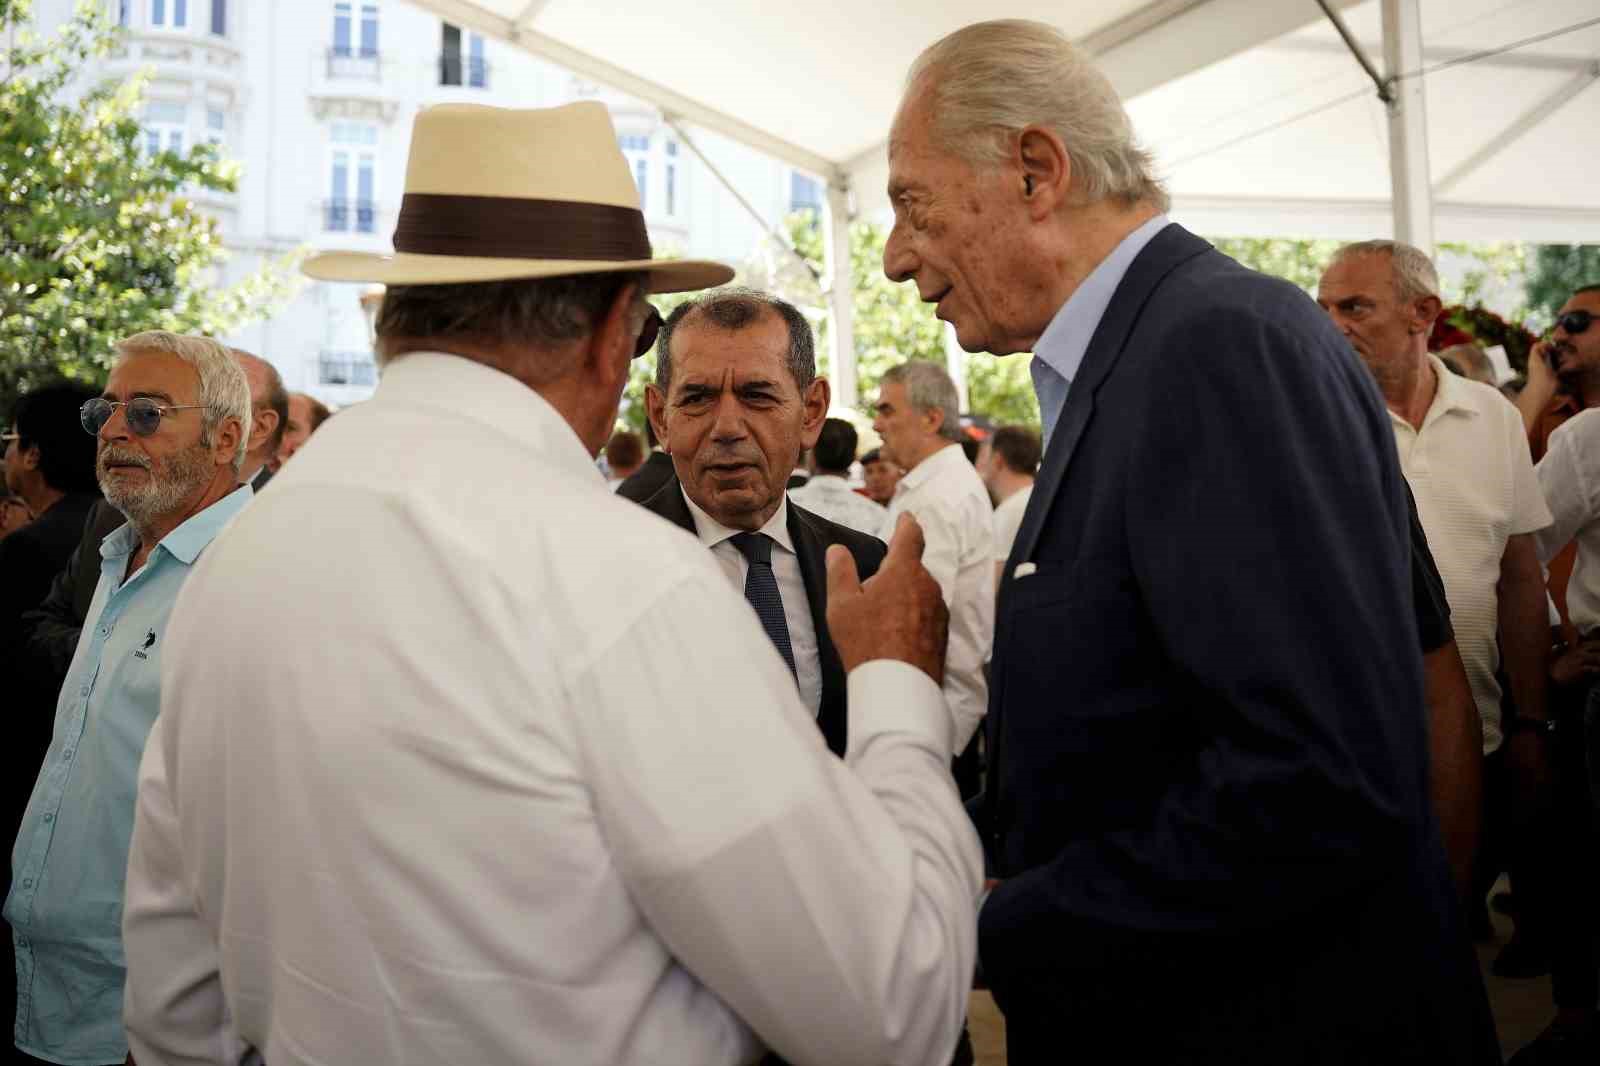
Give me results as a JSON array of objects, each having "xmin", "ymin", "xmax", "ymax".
[{"xmin": 731, "ymin": 532, "xmax": 797, "ymax": 679}]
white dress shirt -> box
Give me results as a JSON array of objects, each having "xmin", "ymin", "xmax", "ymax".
[
  {"xmin": 789, "ymin": 474, "xmax": 888, "ymax": 538},
  {"xmin": 991, "ymin": 485, "xmax": 1033, "ymax": 565},
  {"xmin": 1536, "ymin": 407, "xmax": 1600, "ymax": 636},
  {"xmin": 682, "ymin": 489, "xmax": 822, "ymax": 716},
  {"xmin": 1391, "ymin": 355, "xmax": 1551, "ymax": 752},
  {"xmin": 881, "ymin": 443, "xmax": 995, "ymax": 751},
  {"xmin": 122, "ymin": 353, "xmax": 981, "ymax": 1066}
]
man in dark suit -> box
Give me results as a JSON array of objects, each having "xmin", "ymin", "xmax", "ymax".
[
  {"xmin": 615, "ymin": 418, "xmax": 676, "ymax": 503},
  {"xmin": 636, "ymin": 288, "xmax": 885, "ymax": 757},
  {"xmin": 883, "ymin": 19, "xmax": 1498, "ymax": 1065}
]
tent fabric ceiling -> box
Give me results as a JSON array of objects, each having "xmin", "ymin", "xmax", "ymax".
[{"xmin": 413, "ymin": 0, "xmax": 1599, "ymax": 241}]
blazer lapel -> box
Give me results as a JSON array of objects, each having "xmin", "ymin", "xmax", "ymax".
[
  {"xmin": 1004, "ymin": 224, "xmax": 1213, "ymax": 582},
  {"xmin": 641, "ymin": 474, "xmax": 698, "ymax": 537},
  {"xmin": 787, "ymin": 505, "xmax": 848, "ymax": 756}
]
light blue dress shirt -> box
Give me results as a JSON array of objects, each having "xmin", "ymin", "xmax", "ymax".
[
  {"xmin": 1030, "ymin": 214, "xmax": 1171, "ymax": 448},
  {"xmin": 6, "ymin": 485, "xmax": 251, "ymax": 1065}
]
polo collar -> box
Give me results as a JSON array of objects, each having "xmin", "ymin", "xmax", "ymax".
[{"xmin": 99, "ymin": 482, "xmax": 254, "ymax": 565}]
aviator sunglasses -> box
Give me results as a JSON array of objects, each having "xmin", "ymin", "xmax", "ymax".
[
  {"xmin": 80, "ymin": 397, "xmax": 206, "ymax": 437},
  {"xmin": 1556, "ymin": 309, "xmax": 1597, "ymax": 337}
]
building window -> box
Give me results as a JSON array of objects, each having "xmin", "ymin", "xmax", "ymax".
[
  {"xmin": 790, "ymin": 172, "xmax": 823, "ymax": 218},
  {"xmin": 152, "ymin": 0, "xmax": 187, "ymax": 28},
  {"xmin": 439, "ymin": 23, "xmax": 486, "ymax": 87},
  {"xmin": 333, "ymin": 1, "xmax": 378, "ymax": 57},
  {"xmin": 319, "ymin": 351, "xmax": 377, "ymax": 386},
  {"xmin": 142, "ymin": 100, "xmax": 187, "ymax": 156},
  {"xmin": 206, "ymin": 107, "xmax": 225, "ymax": 147},
  {"xmin": 115, "ymin": 0, "xmax": 129, "ymax": 27},
  {"xmin": 326, "ymin": 122, "xmax": 378, "ymax": 234},
  {"xmin": 664, "ymin": 140, "xmax": 679, "ymax": 217},
  {"xmin": 468, "ymin": 31, "xmax": 487, "ymax": 88},
  {"xmin": 210, "ymin": 0, "xmax": 225, "ymax": 36},
  {"xmin": 619, "ymin": 134, "xmax": 649, "ymax": 212}
]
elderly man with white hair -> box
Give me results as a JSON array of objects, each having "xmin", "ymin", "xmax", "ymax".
[
  {"xmin": 885, "ymin": 20, "xmax": 1500, "ymax": 1065},
  {"xmin": 4, "ymin": 331, "xmax": 250, "ymax": 1066}
]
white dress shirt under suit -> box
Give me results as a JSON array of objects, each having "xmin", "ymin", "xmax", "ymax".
[
  {"xmin": 682, "ymin": 488, "xmax": 823, "ymax": 716},
  {"xmin": 121, "ymin": 352, "xmax": 981, "ymax": 1066},
  {"xmin": 881, "ymin": 442, "xmax": 994, "ymax": 752}
]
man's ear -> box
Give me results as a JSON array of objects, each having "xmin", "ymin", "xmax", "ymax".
[
  {"xmin": 1016, "ymin": 125, "xmax": 1072, "ymax": 220},
  {"xmin": 645, "ymin": 383, "xmax": 670, "ymax": 454},
  {"xmin": 248, "ymin": 407, "xmax": 279, "ymax": 452},
  {"xmin": 1413, "ymin": 294, "xmax": 1444, "ymax": 335},
  {"xmin": 585, "ymin": 283, "xmax": 641, "ymax": 392},
  {"xmin": 213, "ymin": 416, "xmax": 244, "ymax": 470},
  {"xmin": 798, "ymin": 376, "xmax": 831, "ymax": 450}
]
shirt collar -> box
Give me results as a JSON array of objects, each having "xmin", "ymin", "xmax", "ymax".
[
  {"xmin": 1033, "ymin": 214, "xmax": 1171, "ymax": 388},
  {"xmin": 896, "ymin": 440, "xmax": 965, "ymax": 496},
  {"xmin": 1422, "ymin": 352, "xmax": 1480, "ymax": 421},
  {"xmin": 376, "ymin": 351, "xmax": 604, "ymax": 486},
  {"xmin": 681, "ymin": 487, "xmax": 796, "ymax": 555},
  {"xmin": 100, "ymin": 483, "xmax": 254, "ymax": 565}
]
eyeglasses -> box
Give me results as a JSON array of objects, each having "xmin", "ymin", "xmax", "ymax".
[
  {"xmin": 1556, "ymin": 309, "xmax": 1596, "ymax": 336},
  {"xmin": 80, "ymin": 397, "xmax": 207, "ymax": 437},
  {"xmin": 634, "ymin": 305, "xmax": 662, "ymax": 360}
]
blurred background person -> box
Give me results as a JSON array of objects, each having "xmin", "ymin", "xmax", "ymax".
[
  {"xmin": 790, "ymin": 416, "xmax": 887, "ymax": 536},
  {"xmin": 977, "ymin": 424, "xmax": 1040, "ymax": 583},
  {"xmin": 232, "ymin": 349, "xmax": 287, "ymax": 492},
  {"xmin": 271, "ymin": 391, "xmax": 331, "ymax": 471},
  {"xmin": 604, "ymin": 428, "xmax": 645, "ymax": 489},
  {"xmin": 860, "ymin": 447, "xmax": 903, "ymax": 506},
  {"xmin": 616, "ymin": 416, "xmax": 676, "ymax": 502}
]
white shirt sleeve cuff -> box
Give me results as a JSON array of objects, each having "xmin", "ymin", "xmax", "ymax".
[{"xmin": 846, "ymin": 660, "xmax": 952, "ymax": 760}]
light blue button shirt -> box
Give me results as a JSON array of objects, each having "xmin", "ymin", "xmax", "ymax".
[
  {"xmin": 1031, "ymin": 215, "xmax": 1171, "ymax": 448},
  {"xmin": 6, "ymin": 485, "xmax": 251, "ymax": 1065}
]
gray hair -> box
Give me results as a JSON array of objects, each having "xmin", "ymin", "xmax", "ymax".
[
  {"xmin": 114, "ymin": 330, "xmax": 251, "ymax": 474},
  {"xmin": 1330, "ymin": 240, "xmax": 1441, "ymax": 303},
  {"xmin": 655, "ymin": 287, "xmax": 815, "ymax": 393},
  {"xmin": 882, "ymin": 361, "xmax": 962, "ymax": 442},
  {"xmin": 375, "ymin": 271, "xmax": 650, "ymax": 382},
  {"xmin": 905, "ymin": 19, "xmax": 1168, "ymax": 211}
]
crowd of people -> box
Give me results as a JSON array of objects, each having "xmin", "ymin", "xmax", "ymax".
[{"xmin": 2, "ymin": 15, "xmax": 1599, "ymax": 1066}]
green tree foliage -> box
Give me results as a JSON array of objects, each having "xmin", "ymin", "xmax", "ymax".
[
  {"xmin": 0, "ymin": 0, "xmax": 298, "ymax": 416},
  {"xmin": 1524, "ymin": 244, "xmax": 1600, "ymax": 325}
]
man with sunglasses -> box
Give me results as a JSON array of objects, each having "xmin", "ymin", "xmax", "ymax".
[
  {"xmin": 4, "ymin": 331, "xmax": 250, "ymax": 1066},
  {"xmin": 1510, "ymin": 284, "xmax": 1600, "ymax": 1066}
]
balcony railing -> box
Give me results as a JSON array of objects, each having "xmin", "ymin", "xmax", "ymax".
[
  {"xmin": 323, "ymin": 199, "xmax": 377, "ymax": 234},
  {"xmin": 438, "ymin": 54, "xmax": 489, "ymax": 89},
  {"xmin": 318, "ymin": 352, "xmax": 377, "ymax": 387},
  {"xmin": 327, "ymin": 46, "xmax": 380, "ymax": 80}
]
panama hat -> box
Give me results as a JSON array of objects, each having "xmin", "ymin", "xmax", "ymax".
[{"xmin": 303, "ymin": 102, "xmax": 734, "ymax": 293}]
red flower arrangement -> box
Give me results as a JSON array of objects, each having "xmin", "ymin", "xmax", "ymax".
[{"xmin": 1429, "ymin": 304, "xmax": 1538, "ymax": 374}]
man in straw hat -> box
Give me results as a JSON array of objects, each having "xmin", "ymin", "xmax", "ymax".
[{"xmin": 120, "ymin": 103, "xmax": 981, "ymax": 1066}]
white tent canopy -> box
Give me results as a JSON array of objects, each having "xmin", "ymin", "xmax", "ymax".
[{"xmin": 408, "ymin": 0, "xmax": 1599, "ymax": 402}]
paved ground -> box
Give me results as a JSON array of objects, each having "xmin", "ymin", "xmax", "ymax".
[{"xmin": 965, "ymin": 877, "xmax": 1559, "ymax": 1065}]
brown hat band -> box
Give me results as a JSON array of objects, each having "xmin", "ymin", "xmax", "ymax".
[{"xmin": 392, "ymin": 193, "xmax": 654, "ymax": 262}]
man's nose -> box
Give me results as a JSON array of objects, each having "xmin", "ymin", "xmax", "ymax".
[
  {"xmin": 708, "ymin": 394, "xmax": 748, "ymax": 441},
  {"xmin": 99, "ymin": 406, "xmax": 132, "ymax": 444},
  {"xmin": 883, "ymin": 223, "xmax": 916, "ymax": 284}
]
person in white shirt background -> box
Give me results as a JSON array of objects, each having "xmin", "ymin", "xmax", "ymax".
[
  {"xmin": 120, "ymin": 102, "xmax": 982, "ymax": 1066},
  {"xmin": 790, "ymin": 417, "xmax": 888, "ymax": 537},
  {"xmin": 976, "ymin": 424, "xmax": 1040, "ymax": 585},
  {"xmin": 873, "ymin": 360, "xmax": 995, "ymax": 773},
  {"xmin": 860, "ymin": 446, "xmax": 904, "ymax": 506}
]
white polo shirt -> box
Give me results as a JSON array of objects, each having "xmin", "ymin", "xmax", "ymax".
[{"xmin": 1391, "ymin": 354, "xmax": 1551, "ymax": 753}]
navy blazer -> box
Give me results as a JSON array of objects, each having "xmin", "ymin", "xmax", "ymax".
[
  {"xmin": 636, "ymin": 475, "xmax": 885, "ymax": 756},
  {"xmin": 980, "ymin": 225, "xmax": 1498, "ymax": 1063}
]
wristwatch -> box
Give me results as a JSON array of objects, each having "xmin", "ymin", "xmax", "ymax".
[{"xmin": 1505, "ymin": 713, "xmax": 1559, "ymax": 736}]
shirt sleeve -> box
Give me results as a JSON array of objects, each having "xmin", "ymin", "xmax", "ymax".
[
  {"xmin": 902, "ymin": 501, "xmax": 963, "ymax": 607},
  {"xmin": 569, "ymin": 574, "xmax": 982, "ymax": 1066},
  {"xmin": 123, "ymin": 715, "xmax": 236, "ymax": 1066},
  {"xmin": 1535, "ymin": 415, "xmax": 1600, "ymax": 566},
  {"xmin": 1508, "ymin": 403, "xmax": 1554, "ymax": 536},
  {"xmin": 1404, "ymin": 482, "xmax": 1453, "ymax": 653}
]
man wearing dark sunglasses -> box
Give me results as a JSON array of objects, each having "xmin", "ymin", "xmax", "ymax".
[
  {"xmin": 1519, "ymin": 287, "xmax": 1600, "ymax": 469},
  {"xmin": 4, "ymin": 331, "xmax": 251, "ymax": 1066}
]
